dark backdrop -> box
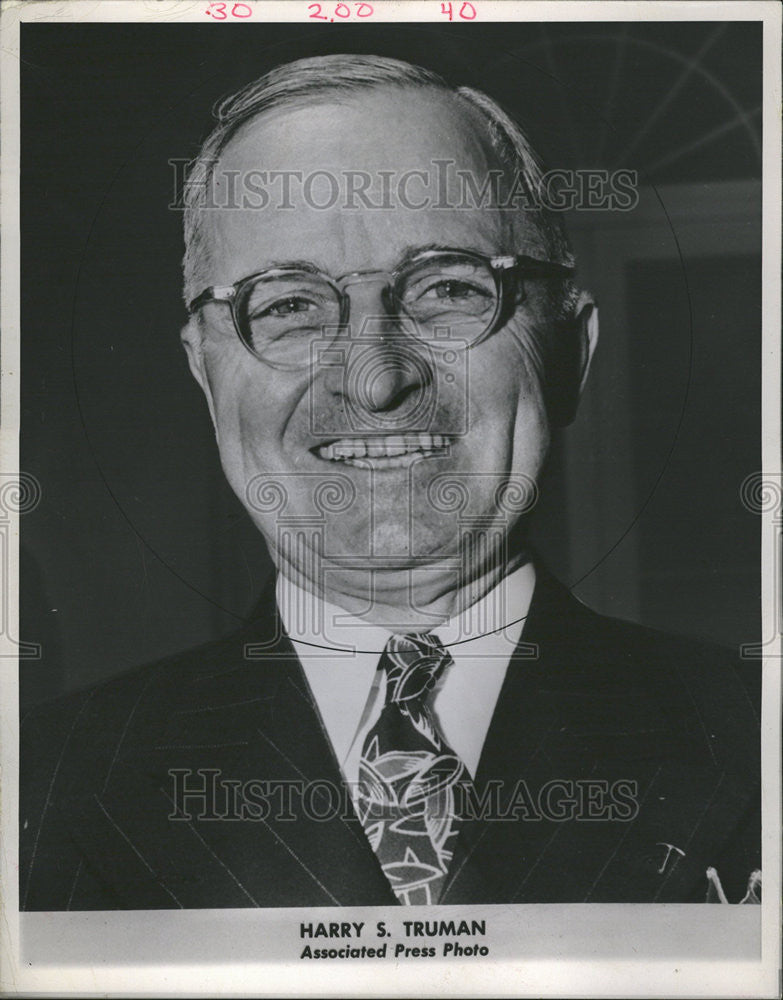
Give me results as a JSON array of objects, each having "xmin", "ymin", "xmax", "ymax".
[{"xmin": 20, "ymin": 21, "xmax": 762, "ymax": 707}]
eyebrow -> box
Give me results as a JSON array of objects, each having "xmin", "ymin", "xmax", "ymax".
[
  {"xmin": 257, "ymin": 244, "xmax": 502, "ymax": 276},
  {"xmin": 398, "ymin": 242, "xmax": 496, "ymax": 259},
  {"xmin": 260, "ymin": 258, "xmax": 325, "ymax": 272}
]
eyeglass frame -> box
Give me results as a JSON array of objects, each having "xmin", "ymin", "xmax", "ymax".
[{"xmin": 187, "ymin": 248, "xmax": 574, "ymax": 369}]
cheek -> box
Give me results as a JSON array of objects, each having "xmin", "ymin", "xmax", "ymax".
[
  {"xmin": 204, "ymin": 346, "xmax": 273, "ymax": 425},
  {"xmin": 508, "ymin": 345, "xmax": 550, "ymax": 476},
  {"xmin": 201, "ymin": 346, "xmax": 292, "ymax": 469},
  {"xmin": 469, "ymin": 325, "xmax": 550, "ymax": 449},
  {"xmin": 459, "ymin": 333, "xmax": 550, "ymax": 511}
]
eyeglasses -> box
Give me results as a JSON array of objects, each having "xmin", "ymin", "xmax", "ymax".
[{"xmin": 188, "ymin": 249, "xmax": 573, "ymax": 370}]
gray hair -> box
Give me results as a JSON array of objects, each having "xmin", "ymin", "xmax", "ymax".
[{"xmin": 180, "ymin": 53, "xmax": 575, "ymax": 308}]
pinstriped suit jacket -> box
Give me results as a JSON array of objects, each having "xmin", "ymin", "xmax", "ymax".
[{"xmin": 20, "ymin": 570, "xmax": 760, "ymax": 908}]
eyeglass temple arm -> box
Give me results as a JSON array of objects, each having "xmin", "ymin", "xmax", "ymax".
[
  {"xmin": 188, "ymin": 286, "xmax": 236, "ymax": 314},
  {"xmin": 506, "ymin": 254, "xmax": 575, "ymax": 274}
]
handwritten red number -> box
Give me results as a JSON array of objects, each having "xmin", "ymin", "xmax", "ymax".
[
  {"xmin": 440, "ymin": 2, "xmax": 453, "ymax": 18},
  {"xmin": 459, "ymin": 1, "xmax": 476, "ymax": 18},
  {"xmin": 355, "ymin": 1, "xmax": 373, "ymax": 15},
  {"xmin": 231, "ymin": 2, "xmax": 252, "ymax": 15},
  {"xmin": 208, "ymin": 2, "xmax": 227, "ymax": 17},
  {"xmin": 308, "ymin": 3, "xmax": 327, "ymax": 18},
  {"xmin": 334, "ymin": 2, "xmax": 350, "ymax": 16}
]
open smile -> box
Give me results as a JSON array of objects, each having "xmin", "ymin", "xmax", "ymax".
[{"xmin": 312, "ymin": 434, "xmax": 452, "ymax": 468}]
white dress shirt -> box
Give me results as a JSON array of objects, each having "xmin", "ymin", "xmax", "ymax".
[{"xmin": 276, "ymin": 563, "xmax": 535, "ymax": 790}]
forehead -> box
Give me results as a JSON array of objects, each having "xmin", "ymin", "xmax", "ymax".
[
  {"xmin": 224, "ymin": 86, "xmax": 495, "ymax": 174},
  {"xmin": 199, "ymin": 87, "xmax": 515, "ymax": 283}
]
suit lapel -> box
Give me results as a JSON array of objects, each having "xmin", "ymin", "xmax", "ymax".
[
  {"xmin": 61, "ymin": 585, "xmax": 395, "ymax": 908},
  {"xmin": 243, "ymin": 645, "xmax": 397, "ymax": 905},
  {"xmin": 442, "ymin": 570, "xmax": 759, "ymax": 904}
]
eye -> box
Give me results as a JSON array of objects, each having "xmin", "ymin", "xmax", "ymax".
[
  {"xmin": 427, "ymin": 279, "xmax": 488, "ymax": 302},
  {"xmin": 254, "ymin": 295, "xmax": 319, "ymax": 319},
  {"xmin": 407, "ymin": 276, "xmax": 495, "ymax": 312}
]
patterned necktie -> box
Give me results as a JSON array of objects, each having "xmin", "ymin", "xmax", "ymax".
[{"xmin": 356, "ymin": 633, "xmax": 469, "ymax": 905}]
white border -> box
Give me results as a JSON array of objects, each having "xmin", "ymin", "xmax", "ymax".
[
  {"xmin": 759, "ymin": 4, "xmax": 783, "ymax": 996},
  {"xmin": 1, "ymin": 2, "xmax": 780, "ymax": 996}
]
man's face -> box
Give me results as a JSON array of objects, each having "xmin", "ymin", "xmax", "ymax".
[{"xmin": 183, "ymin": 87, "xmax": 560, "ymax": 610}]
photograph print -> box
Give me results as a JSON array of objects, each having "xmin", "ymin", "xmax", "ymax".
[{"xmin": 18, "ymin": 17, "xmax": 763, "ymax": 911}]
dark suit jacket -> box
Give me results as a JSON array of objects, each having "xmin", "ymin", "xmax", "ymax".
[{"xmin": 20, "ymin": 570, "xmax": 760, "ymax": 909}]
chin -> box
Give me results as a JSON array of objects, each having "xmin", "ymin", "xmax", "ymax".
[
  {"xmin": 366, "ymin": 521, "xmax": 417, "ymax": 558},
  {"xmin": 372, "ymin": 520, "xmax": 458, "ymax": 563}
]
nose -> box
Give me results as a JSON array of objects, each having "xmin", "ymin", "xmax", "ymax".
[
  {"xmin": 346, "ymin": 338, "xmax": 429, "ymax": 413},
  {"xmin": 324, "ymin": 281, "xmax": 433, "ymax": 417}
]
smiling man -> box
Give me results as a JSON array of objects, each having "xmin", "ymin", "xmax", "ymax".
[
  {"xmin": 20, "ymin": 54, "xmax": 760, "ymax": 909},
  {"xmin": 179, "ymin": 59, "xmax": 588, "ymax": 632}
]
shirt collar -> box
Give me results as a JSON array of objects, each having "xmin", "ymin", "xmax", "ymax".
[
  {"xmin": 276, "ymin": 562, "xmax": 536, "ymax": 654},
  {"xmin": 276, "ymin": 564, "xmax": 536, "ymax": 777}
]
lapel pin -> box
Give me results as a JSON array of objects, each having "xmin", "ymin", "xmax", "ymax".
[{"xmin": 655, "ymin": 842, "xmax": 686, "ymax": 876}]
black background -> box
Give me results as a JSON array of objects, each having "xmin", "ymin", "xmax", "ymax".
[{"xmin": 20, "ymin": 21, "xmax": 762, "ymax": 706}]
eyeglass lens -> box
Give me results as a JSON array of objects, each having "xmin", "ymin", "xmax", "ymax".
[{"xmin": 236, "ymin": 254, "xmax": 501, "ymax": 366}]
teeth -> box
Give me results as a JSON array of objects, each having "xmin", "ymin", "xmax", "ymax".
[{"xmin": 317, "ymin": 435, "xmax": 450, "ymax": 462}]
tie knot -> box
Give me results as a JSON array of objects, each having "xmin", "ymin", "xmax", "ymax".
[{"xmin": 381, "ymin": 633, "xmax": 451, "ymax": 706}]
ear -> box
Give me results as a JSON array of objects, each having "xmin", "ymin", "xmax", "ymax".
[
  {"xmin": 546, "ymin": 291, "xmax": 599, "ymax": 427},
  {"xmin": 180, "ymin": 319, "xmax": 219, "ymax": 438},
  {"xmin": 574, "ymin": 290, "xmax": 599, "ymax": 397}
]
